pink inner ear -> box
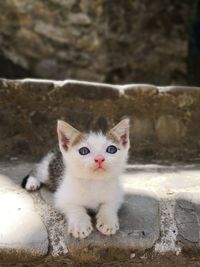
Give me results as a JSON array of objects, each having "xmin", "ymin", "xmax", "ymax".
[
  {"xmin": 60, "ymin": 132, "xmax": 70, "ymax": 151},
  {"xmin": 121, "ymin": 133, "xmax": 128, "ymax": 147}
]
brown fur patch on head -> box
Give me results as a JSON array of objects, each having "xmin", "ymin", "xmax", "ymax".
[
  {"xmin": 106, "ymin": 131, "xmax": 120, "ymax": 145},
  {"xmin": 107, "ymin": 118, "xmax": 130, "ymax": 148},
  {"xmin": 71, "ymin": 133, "xmax": 85, "ymax": 146}
]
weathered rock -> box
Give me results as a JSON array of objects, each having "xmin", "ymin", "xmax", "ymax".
[
  {"xmin": 63, "ymin": 191, "xmax": 159, "ymax": 263},
  {"xmin": 124, "ymin": 85, "xmax": 158, "ymax": 97},
  {"xmin": 11, "ymin": 135, "xmax": 31, "ymax": 154},
  {"xmin": 40, "ymin": 187, "xmax": 159, "ymax": 262},
  {"xmin": 131, "ymin": 117, "xmax": 154, "ymax": 141},
  {"xmin": 0, "ymin": 174, "xmax": 49, "ymax": 263},
  {"xmin": 0, "ymin": 1, "xmax": 193, "ymax": 84},
  {"xmin": 61, "ymin": 82, "xmax": 119, "ymax": 100},
  {"xmin": 0, "ymin": 79, "xmax": 200, "ymax": 162},
  {"xmin": 155, "ymin": 115, "xmax": 186, "ymax": 145},
  {"xmin": 30, "ymin": 111, "xmax": 49, "ymax": 127},
  {"xmin": 175, "ymin": 192, "xmax": 200, "ymax": 249}
]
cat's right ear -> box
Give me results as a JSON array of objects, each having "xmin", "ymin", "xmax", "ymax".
[
  {"xmin": 108, "ymin": 118, "xmax": 130, "ymax": 148},
  {"xmin": 57, "ymin": 120, "xmax": 81, "ymax": 152}
]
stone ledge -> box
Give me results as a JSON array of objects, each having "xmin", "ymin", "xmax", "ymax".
[
  {"xmin": 1, "ymin": 162, "xmax": 200, "ymax": 266},
  {"xmin": 0, "ymin": 79, "xmax": 200, "ymax": 162}
]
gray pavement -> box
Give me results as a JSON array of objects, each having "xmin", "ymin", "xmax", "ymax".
[{"xmin": 0, "ymin": 161, "xmax": 200, "ymax": 264}]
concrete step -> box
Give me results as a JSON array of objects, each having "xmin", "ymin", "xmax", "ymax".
[{"xmin": 1, "ymin": 161, "xmax": 200, "ymax": 266}]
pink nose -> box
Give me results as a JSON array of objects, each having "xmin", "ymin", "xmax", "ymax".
[{"xmin": 94, "ymin": 156, "xmax": 105, "ymax": 164}]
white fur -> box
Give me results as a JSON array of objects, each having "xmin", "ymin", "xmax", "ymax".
[
  {"xmin": 55, "ymin": 131, "xmax": 129, "ymax": 239},
  {"xmin": 25, "ymin": 175, "xmax": 41, "ymax": 191},
  {"xmin": 25, "ymin": 152, "xmax": 53, "ymax": 191},
  {"xmin": 35, "ymin": 152, "xmax": 54, "ymax": 183},
  {"xmin": 24, "ymin": 119, "xmax": 129, "ymax": 239}
]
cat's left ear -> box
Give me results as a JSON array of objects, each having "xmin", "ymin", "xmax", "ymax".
[
  {"xmin": 108, "ymin": 118, "xmax": 130, "ymax": 148},
  {"xmin": 57, "ymin": 120, "xmax": 81, "ymax": 152}
]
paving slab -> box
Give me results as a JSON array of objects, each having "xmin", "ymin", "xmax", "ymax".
[
  {"xmin": 175, "ymin": 192, "xmax": 200, "ymax": 248},
  {"xmin": 0, "ymin": 174, "xmax": 49, "ymax": 263},
  {"xmin": 40, "ymin": 184, "xmax": 159, "ymax": 262},
  {"xmin": 62, "ymin": 191, "xmax": 159, "ymax": 263}
]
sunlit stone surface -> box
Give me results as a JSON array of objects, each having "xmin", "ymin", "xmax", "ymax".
[{"xmin": 0, "ymin": 174, "xmax": 48, "ymax": 262}]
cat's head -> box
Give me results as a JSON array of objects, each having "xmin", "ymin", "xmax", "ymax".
[{"xmin": 57, "ymin": 118, "xmax": 130, "ymax": 180}]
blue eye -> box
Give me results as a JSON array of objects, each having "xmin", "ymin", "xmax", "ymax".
[
  {"xmin": 106, "ymin": 145, "xmax": 118, "ymax": 154},
  {"xmin": 79, "ymin": 147, "xmax": 90, "ymax": 155}
]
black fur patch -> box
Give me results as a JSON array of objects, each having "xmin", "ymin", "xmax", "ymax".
[
  {"xmin": 21, "ymin": 174, "xmax": 30, "ymax": 188},
  {"xmin": 47, "ymin": 148, "xmax": 64, "ymax": 192},
  {"xmin": 21, "ymin": 146, "xmax": 64, "ymax": 192}
]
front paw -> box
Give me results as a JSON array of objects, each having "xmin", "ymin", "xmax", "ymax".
[
  {"xmin": 96, "ymin": 213, "xmax": 119, "ymax": 236},
  {"xmin": 68, "ymin": 215, "xmax": 93, "ymax": 239}
]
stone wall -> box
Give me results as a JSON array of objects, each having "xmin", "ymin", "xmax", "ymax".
[
  {"xmin": 0, "ymin": 79, "xmax": 200, "ymax": 162},
  {"xmin": 0, "ymin": 0, "xmax": 193, "ymax": 85}
]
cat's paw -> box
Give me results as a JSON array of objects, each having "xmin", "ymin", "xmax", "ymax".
[
  {"xmin": 96, "ymin": 213, "xmax": 119, "ymax": 235},
  {"xmin": 68, "ymin": 215, "xmax": 93, "ymax": 239},
  {"xmin": 25, "ymin": 176, "xmax": 41, "ymax": 192}
]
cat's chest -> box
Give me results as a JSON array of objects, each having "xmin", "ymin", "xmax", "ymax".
[
  {"xmin": 77, "ymin": 179, "xmax": 110, "ymax": 200},
  {"xmin": 64, "ymin": 177, "xmax": 119, "ymax": 208}
]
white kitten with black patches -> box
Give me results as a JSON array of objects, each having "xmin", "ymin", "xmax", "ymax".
[{"xmin": 23, "ymin": 119, "xmax": 130, "ymax": 239}]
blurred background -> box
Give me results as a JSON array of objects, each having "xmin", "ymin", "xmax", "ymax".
[
  {"xmin": 1, "ymin": 0, "xmax": 200, "ymax": 162},
  {"xmin": 0, "ymin": 0, "xmax": 199, "ymax": 86}
]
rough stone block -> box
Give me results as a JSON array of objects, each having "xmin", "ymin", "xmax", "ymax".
[
  {"xmin": 1, "ymin": 79, "xmax": 200, "ymax": 161},
  {"xmin": 61, "ymin": 81, "xmax": 119, "ymax": 100},
  {"xmin": 131, "ymin": 117, "xmax": 154, "ymax": 141},
  {"xmin": 0, "ymin": 1, "xmax": 191, "ymax": 85},
  {"xmin": 175, "ymin": 192, "xmax": 200, "ymax": 248},
  {"xmin": 40, "ymin": 187, "xmax": 159, "ymax": 262},
  {"xmin": 159, "ymin": 86, "xmax": 200, "ymax": 95},
  {"xmin": 156, "ymin": 115, "xmax": 186, "ymax": 145},
  {"xmin": 64, "ymin": 190, "xmax": 159, "ymax": 263},
  {"xmin": 124, "ymin": 85, "xmax": 158, "ymax": 97},
  {"xmin": 22, "ymin": 80, "xmax": 55, "ymax": 93},
  {"xmin": 0, "ymin": 174, "xmax": 49, "ymax": 263}
]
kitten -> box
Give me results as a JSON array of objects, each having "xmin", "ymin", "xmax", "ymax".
[{"xmin": 22, "ymin": 118, "xmax": 130, "ymax": 239}]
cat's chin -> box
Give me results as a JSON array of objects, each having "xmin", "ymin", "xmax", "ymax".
[
  {"xmin": 89, "ymin": 169, "xmax": 114, "ymax": 180},
  {"xmin": 93, "ymin": 166, "xmax": 106, "ymax": 172}
]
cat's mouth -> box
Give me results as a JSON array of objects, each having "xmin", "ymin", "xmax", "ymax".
[{"xmin": 93, "ymin": 166, "xmax": 106, "ymax": 172}]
